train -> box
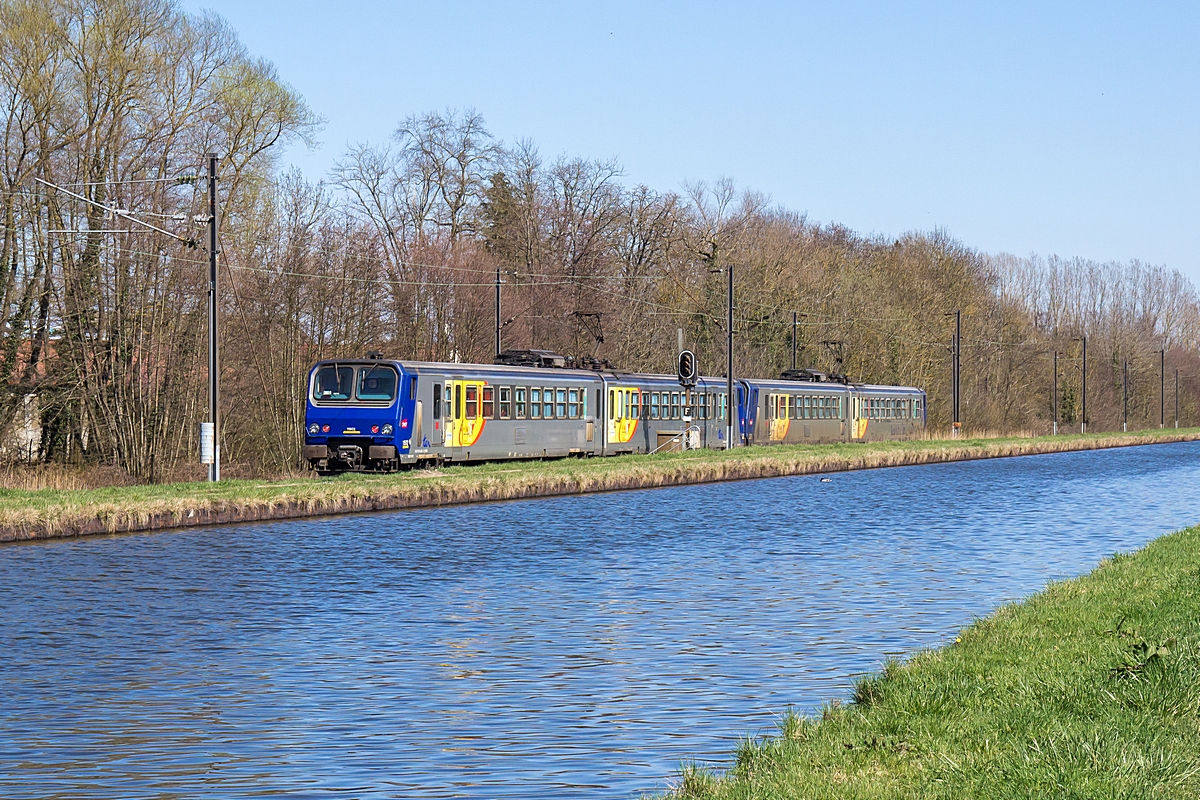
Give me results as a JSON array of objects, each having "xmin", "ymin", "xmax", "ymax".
[{"xmin": 301, "ymin": 350, "xmax": 926, "ymax": 473}]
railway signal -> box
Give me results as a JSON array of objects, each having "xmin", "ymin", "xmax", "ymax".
[{"xmin": 677, "ymin": 350, "xmax": 697, "ymax": 387}]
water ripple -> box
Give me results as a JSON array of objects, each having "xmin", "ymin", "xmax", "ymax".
[{"xmin": 3, "ymin": 442, "xmax": 1200, "ymax": 798}]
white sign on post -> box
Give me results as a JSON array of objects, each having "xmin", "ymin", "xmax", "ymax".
[{"xmin": 199, "ymin": 422, "xmax": 215, "ymax": 465}]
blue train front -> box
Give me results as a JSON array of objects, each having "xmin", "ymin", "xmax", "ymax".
[{"xmin": 303, "ymin": 359, "xmax": 417, "ymax": 473}]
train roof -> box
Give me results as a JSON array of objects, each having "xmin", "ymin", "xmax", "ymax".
[{"xmin": 310, "ymin": 358, "xmax": 923, "ymax": 394}]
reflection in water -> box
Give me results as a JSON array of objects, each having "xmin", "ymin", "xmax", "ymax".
[{"xmin": 3, "ymin": 442, "xmax": 1200, "ymax": 798}]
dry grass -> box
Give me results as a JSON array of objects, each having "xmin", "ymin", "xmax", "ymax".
[{"xmin": 1, "ymin": 428, "xmax": 1197, "ymax": 543}]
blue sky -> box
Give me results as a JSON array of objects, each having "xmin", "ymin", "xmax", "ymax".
[{"xmin": 185, "ymin": 1, "xmax": 1200, "ymax": 282}]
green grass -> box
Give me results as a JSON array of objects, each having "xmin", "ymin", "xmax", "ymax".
[
  {"xmin": 2, "ymin": 427, "xmax": 1198, "ymax": 540},
  {"xmin": 661, "ymin": 525, "xmax": 1200, "ymax": 800}
]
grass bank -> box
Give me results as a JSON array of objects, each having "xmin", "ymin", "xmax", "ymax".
[
  {"xmin": 663, "ymin": 523, "xmax": 1200, "ymax": 799},
  {"xmin": 2, "ymin": 428, "xmax": 1198, "ymax": 543}
]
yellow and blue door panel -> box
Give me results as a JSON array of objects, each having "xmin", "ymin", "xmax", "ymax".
[
  {"xmin": 607, "ymin": 386, "xmax": 640, "ymax": 444},
  {"xmin": 447, "ymin": 379, "xmax": 487, "ymax": 448}
]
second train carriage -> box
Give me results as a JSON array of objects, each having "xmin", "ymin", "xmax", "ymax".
[{"xmin": 301, "ymin": 354, "xmax": 926, "ymax": 473}]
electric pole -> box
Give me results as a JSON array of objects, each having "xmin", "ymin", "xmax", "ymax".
[
  {"xmin": 946, "ymin": 310, "xmax": 961, "ymax": 437},
  {"xmin": 1123, "ymin": 360, "xmax": 1128, "ymax": 432},
  {"xmin": 207, "ymin": 152, "xmax": 220, "ymax": 482},
  {"xmin": 726, "ymin": 260, "xmax": 735, "ymax": 450},
  {"xmin": 791, "ymin": 311, "xmax": 797, "ymax": 371},
  {"xmin": 1080, "ymin": 336, "xmax": 1087, "ymax": 434},
  {"xmin": 1052, "ymin": 350, "xmax": 1058, "ymax": 435}
]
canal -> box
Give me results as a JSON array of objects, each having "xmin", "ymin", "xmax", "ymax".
[{"xmin": 2, "ymin": 441, "xmax": 1199, "ymax": 798}]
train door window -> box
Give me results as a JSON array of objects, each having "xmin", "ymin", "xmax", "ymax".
[
  {"xmin": 482, "ymin": 386, "xmax": 494, "ymax": 418},
  {"xmin": 465, "ymin": 385, "xmax": 478, "ymax": 418},
  {"xmin": 530, "ymin": 388, "xmax": 542, "ymax": 418},
  {"xmin": 408, "ymin": 376, "xmax": 418, "ymax": 400},
  {"xmin": 556, "ymin": 388, "xmax": 567, "ymax": 419},
  {"xmin": 631, "ymin": 390, "xmax": 641, "ymax": 419},
  {"xmin": 568, "ymin": 388, "xmax": 579, "ymax": 419},
  {"xmin": 433, "ymin": 384, "xmax": 442, "ymax": 419},
  {"xmin": 499, "ymin": 387, "xmax": 511, "ymax": 419},
  {"xmin": 453, "ymin": 385, "xmax": 462, "ymax": 420},
  {"xmin": 581, "ymin": 388, "xmax": 588, "ymax": 417},
  {"xmin": 544, "ymin": 387, "xmax": 555, "ymax": 419},
  {"xmin": 608, "ymin": 390, "xmax": 615, "ymax": 419},
  {"xmin": 719, "ymin": 392, "xmax": 727, "ymax": 421}
]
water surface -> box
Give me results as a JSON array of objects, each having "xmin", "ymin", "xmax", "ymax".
[{"xmin": 3, "ymin": 442, "xmax": 1200, "ymax": 798}]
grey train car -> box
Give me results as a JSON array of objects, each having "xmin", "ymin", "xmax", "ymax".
[
  {"xmin": 302, "ymin": 354, "xmax": 926, "ymax": 472},
  {"xmin": 752, "ymin": 379, "xmax": 926, "ymax": 445}
]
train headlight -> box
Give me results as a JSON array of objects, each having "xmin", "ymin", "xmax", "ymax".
[
  {"xmin": 381, "ymin": 424, "xmax": 394, "ymax": 435},
  {"xmin": 308, "ymin": 423, "xmax": 319, "ymax": 435}
]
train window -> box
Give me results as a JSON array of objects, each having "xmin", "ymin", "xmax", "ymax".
[
  {"xmin": 608, "ymin": 390, "xmax": 615, "ymax": 420},
  {"xmin": 541, "ymin": 388, "xmax": 552, "ymax": 419},
  {"xmin": 465, "ymin": 385, "xmax": 478, "ymax": 418},
  {"xmin": 433, "ymin": 383, "xmax": 442, "ymax": 419},
  {"xmin": 357, "ymin": 365, "xmax": 397, "ymax": 402},
  {"xmin": 482, "ymin": 386, "xmax": 494, "ymax": 418},
  {"xmin": 530, "ymin": 388, "xmax": 542, "ymax": 418},
  {"xmin": 914, "ymin": 398, "xmax": 922, "ymax": 418},
  {"xmin": 649, "ymin": 392, "xmax": 658, "ymax": 419},
  {"xmin": 515, "ymin": 387, "xmax": 526, "ymax": 419},
  {"xmin": 568, "ymin": 388, "xmax": 579, "ymax": 419},
  {"xmin": 445, "ymin": 385, "xmax": 454, "ymax": 420},
  {"xmin": 499, "ymin": 387, "xmax": 511, "ymax": 419},
  {"xmin": 409, "ymin": 376, "xmax": 418, "ymax": 400},
  {"xmin": 824, "ymin": 397, "xmax": 830, "ymax": 419},
  {"xmin": 556, "ymin": 388, "xmax": 566, "ymax": 419},
  {"xmin": 631, "ymin": 390, "xmax": 641, "ymax": 419},
  {"xmin": 313, "ymin": 365, "xmax": 354, "ymax": 402},
  {"xmin": 718, "ymin": 392, "xmax": 726, "ymax": 421},
  {"xmin": 671, "ymin": 392, "xmax": 681, "ymax": 419},
  {"xmin": 581, "ymin": 389, "xmax": 588, "ymax": 417},
  {"xmin": 455, "ymin": 384, "xmax": 463, "ymax": 420}
]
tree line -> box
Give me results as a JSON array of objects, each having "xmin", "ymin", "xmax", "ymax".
[{"xmin": 3, "ymin": 0, "xmax": 1198, "ymax": 481}]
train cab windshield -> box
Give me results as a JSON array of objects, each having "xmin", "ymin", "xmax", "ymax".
[
  {"xmin": 312, "ymin": 363, "xmax": 398, "ymax": 403},
  {"xmin": 358, "ymin": 365, "xmax": 397, "ymax": 401}
]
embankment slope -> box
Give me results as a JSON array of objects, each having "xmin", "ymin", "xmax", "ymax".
[{"xmin": 2, "ymin": 429, "xmax": 1198, "ymax": 543}]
